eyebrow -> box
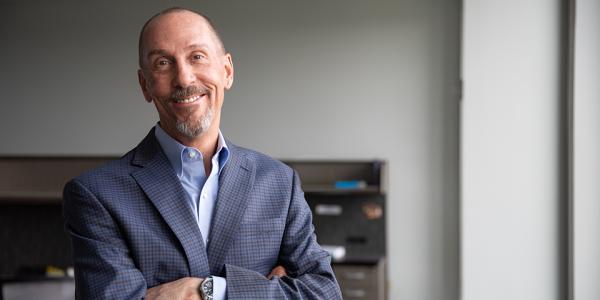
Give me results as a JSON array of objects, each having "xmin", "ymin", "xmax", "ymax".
[
  {"xmin": 146, "ymin": 44, "xmax": 210, "ymax": 58},
  {"xmin": 146, "ymin": 49, "xmax": 170, "ymax": 58}
]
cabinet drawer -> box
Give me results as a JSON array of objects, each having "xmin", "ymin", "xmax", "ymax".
[
  {"xmin": 341, "ymin": 287, "xmax": 378, "ymax": 299},
  {"xmin": 333, "ymin": 263, "xmax": 385, "ymax": 299},
  {"xmin": 333, "ymin": 265, "xmax": 378, "ymax": 288}
]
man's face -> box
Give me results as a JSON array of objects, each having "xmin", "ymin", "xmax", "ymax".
[{"xmin": 138, "ymin": 11, "xmax": 233, "ymax": 141}]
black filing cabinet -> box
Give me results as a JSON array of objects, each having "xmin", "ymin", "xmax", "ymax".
[{"xmin": 284, "ymin": 161, "xmax": 387, "ymax": 300}]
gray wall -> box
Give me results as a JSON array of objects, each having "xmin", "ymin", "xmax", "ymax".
[
  {"xmin": 0, "ymin": 1, "xmax": 460, "ymax": 299},
  {"xmin": 573, "ymin": 0, "xmax": 600, "ymax": 298},
  {"xmin": 462, "ymin": 0, "xmax": 564, "ymax": 299}
]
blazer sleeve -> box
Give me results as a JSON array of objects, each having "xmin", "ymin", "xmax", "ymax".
[
  {"xmin": 224, "ymin": 170, "xmax": 343, "ymax": 299},
  {"xmin": 63, "ymin": 179, "xmax": 147, "ymax": 300}
]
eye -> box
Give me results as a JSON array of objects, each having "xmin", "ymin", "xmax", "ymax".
[
  {"xmin": 157, "ymin": 59, "xmax": 171, "ymax": 66},
  {"xmin": 152, "ymin": 58, "xmax": 173, "ymax": 71},
  {"xmin": 192, "ymin": 54, "xmax": 206, "ymax": 61}
]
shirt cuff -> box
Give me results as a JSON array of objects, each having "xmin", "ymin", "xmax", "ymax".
[{"xmin": 212, "ymin": 275, "xmax": 227, "ymax": 300}]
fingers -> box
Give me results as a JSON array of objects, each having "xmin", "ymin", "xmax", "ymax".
[{"xmin": 267, "ymin": 265, "xmax": 288, "ymax": 279}]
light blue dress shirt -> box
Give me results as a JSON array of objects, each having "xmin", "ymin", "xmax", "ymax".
[{"xmin": 155, "ymin": 124, "xmax": 230, "ymax": 300}]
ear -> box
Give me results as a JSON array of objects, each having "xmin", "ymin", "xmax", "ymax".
[
  {"xmin": 223, "ymin": 53, "xmax": 234, "ymax": 90},
  {"xmin": 138, "ymin": 69, "xmax": 153, "ymax": 103}
]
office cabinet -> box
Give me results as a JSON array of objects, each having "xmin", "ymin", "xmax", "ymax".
[
  {"xmin": 0, "ymin": 157, "xmax": 110, "ymax": 279},
  {"xmin": 284, "ymin": 160, "xmax": 387, "ymax": 300}
]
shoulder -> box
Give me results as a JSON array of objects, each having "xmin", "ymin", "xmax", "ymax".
[
  {"xmin": 67, "ymin": 150, "xmax": 138, "ymax": 193},
  {"xmin": 231, "ymin": 143, "xmax": 292, "ymax": 172},
  {"xmin": 229, "ymin": 143, "xmax": 295, "ymax": 183}
]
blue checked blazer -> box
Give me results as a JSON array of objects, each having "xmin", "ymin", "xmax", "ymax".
[{"xmin": 63, "ymin": 128, "xmax": 342, "ymax": 299}]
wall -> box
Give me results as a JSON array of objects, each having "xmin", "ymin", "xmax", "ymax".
[
  {"xmin": 461, "ymin": 0, "xmax": 564, "ymax": 299},
  {"xmin": 0, "ymin": 1, "xmax": 460, "ymax": 299},
  {"xmin": 573, "ymin": 0, "xmax": 600, "ymax": 298}
]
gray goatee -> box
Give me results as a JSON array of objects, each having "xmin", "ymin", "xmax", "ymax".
[
  {"xmin": 170, "ymin": 85, "xmax": 213, "ymax": 138},
  {"xmin": 176, "ymin": 107, "xmax": 213, "ymax": 138}
]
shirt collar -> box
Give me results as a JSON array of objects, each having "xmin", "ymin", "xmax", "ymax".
[{"xmin": 154, "ymin": 123, "xmax": 230, "ymax": 177}]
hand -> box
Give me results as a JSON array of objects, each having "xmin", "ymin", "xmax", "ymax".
[
  {"xmin": 146, "ymin": 277, "xmax": 203, "ymax": 300},
  {"xmin": 267, "ymin": 265, "xmax": 288, "ymax": 279}
]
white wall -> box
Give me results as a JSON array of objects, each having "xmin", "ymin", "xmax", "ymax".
[
  {"xmin": 461, "ymin": 0, "xmax": 564, "ymax": 299},
  {"xmin": 573, "ymin": 0, "xmax": 600, "ymax": 299},
  {"xmin": 0, "ymin": 1, "xmax": 460, "ymax": 299}
]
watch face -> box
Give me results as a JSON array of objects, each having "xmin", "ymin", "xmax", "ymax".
[{"xmin": 202, "ymin": 277, "xmax": 214, "ymax": 299}]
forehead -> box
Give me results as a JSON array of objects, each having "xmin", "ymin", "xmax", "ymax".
[{"xmin": 142, "ymin": 11, "xmax": 218, "ymax": 53}]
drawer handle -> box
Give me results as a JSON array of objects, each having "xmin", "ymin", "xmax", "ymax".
[
  {"xmin": 343, "ymin": 288, "xmax": 366, "ymax": 298},
  {"xmin": 343, "ymin": 271, "xmax": 366, "ymax": 280}
]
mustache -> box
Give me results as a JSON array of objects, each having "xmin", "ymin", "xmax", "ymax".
[{"xmin": 170, "ymin": 86, "xmax": 210, "ymax": 100}]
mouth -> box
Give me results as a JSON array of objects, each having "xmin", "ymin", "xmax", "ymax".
[{"xmin": 172, "ymin": 94, "xmax": 205, "ymax": 104}]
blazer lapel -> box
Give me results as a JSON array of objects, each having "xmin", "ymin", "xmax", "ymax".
[
  {"xmin": 130, "ymin": 129, "xmax": 210, "ymax": 277},
  {"xmin": 207, "ymin": 144, "xmax": 255, "ymax": 275}
]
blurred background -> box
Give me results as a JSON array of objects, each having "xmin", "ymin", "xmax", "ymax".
[{"xmin": 0, "ymin": 0, "xmax": 598, "ymax": 299}]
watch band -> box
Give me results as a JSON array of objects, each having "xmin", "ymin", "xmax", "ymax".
[{"xmin": 198, "ymin": 276, "xmax": 214, "ymax": 300}]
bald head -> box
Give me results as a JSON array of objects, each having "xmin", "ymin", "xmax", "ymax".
[{"xmin": 138, "ymin": 7, "xmax": 226, "ymax": 68}]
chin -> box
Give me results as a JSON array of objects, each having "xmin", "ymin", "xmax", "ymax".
[{"xmin": 176, "ymin": 117, "xmax": 213, "ymax": 138}]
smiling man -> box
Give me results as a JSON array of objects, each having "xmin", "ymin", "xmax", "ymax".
[{"xmin": 62, "ymin": 7, "xmax": 341, "ymax": 300}]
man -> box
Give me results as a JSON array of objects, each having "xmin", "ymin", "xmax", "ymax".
[{"xmin": 62, "ymin": 7, "xmax": 341, "ymax": 300}]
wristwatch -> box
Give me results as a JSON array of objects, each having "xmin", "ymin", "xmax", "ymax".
[{"xmin": 198, "ymin": 276, "xmax": 213, "ymax": 300}]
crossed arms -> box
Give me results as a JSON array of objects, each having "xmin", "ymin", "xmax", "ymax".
[{"xmin": 63, "ymin": 170, "xmax": 341, "ymax": 299}]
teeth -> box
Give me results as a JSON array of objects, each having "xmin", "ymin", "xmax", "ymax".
[{"xmin": 174, "ymin": 95, "xmax": 201, "ymax": 103}]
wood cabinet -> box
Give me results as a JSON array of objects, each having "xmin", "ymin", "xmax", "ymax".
[
  {"xmin": 0, "ymin": 157, "xmax": 112, "ymax": 278},
  {"xmin": 0, "ymin": 157, "xmax": 112, "ymax": 203}
]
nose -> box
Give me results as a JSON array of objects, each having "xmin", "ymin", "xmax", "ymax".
[{"xmin": 173, "ymin": 61, "xmax": 195, "ymax": 88}]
